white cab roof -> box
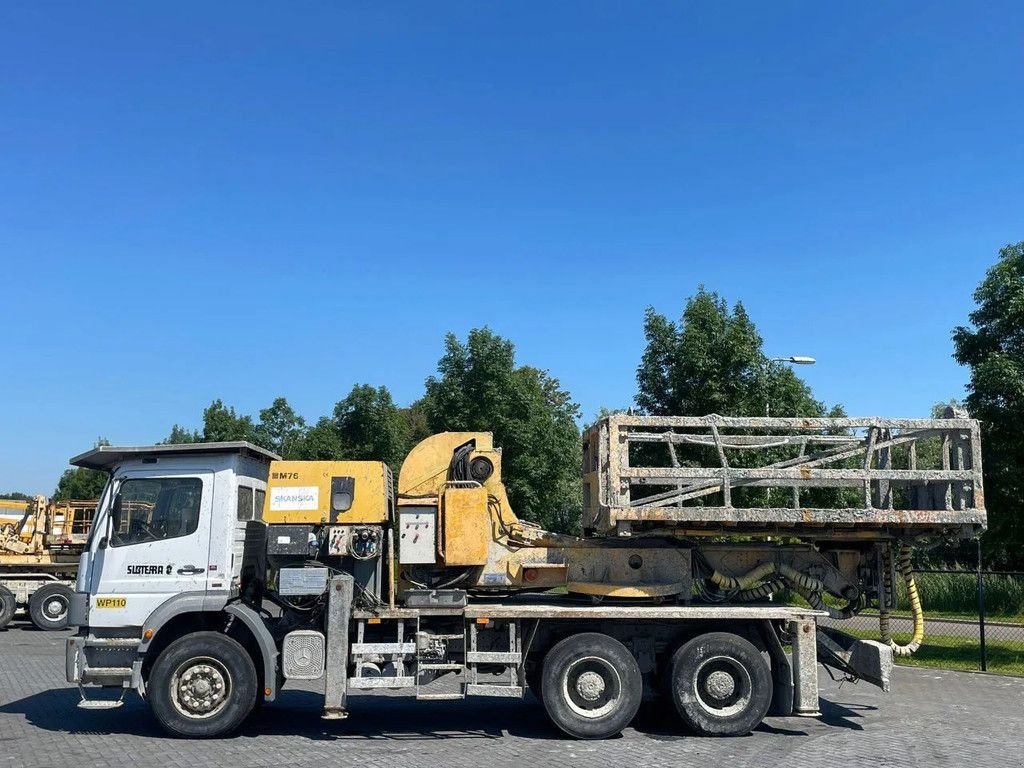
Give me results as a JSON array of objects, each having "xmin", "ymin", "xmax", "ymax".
[{"xmin": 70, "ymin": 442, "xmax": 281, "ymax": 470}]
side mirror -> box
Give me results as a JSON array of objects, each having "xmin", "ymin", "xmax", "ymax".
[{"xmin": 98, "ymin": 536, "xmax": 108, "ymax": 550}]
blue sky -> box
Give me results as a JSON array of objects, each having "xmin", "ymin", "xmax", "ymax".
[{"xmin": 2, "ymin": 3, "xmax": 1022, "ymax": 494}]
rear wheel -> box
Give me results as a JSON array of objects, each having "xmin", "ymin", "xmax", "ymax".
[
  {"xmin": 540, "ymin": 632, "xmax": 642, "ymax": 739},
  {"xmin": 28, "ymin": 583, "xmax": 72, "ymax": 631},
  {"xmin": 669, "ymin": 632, "xmax": 771, "ymax": 736},
  {"xmin": 149, "ymin": 632, "xmax": 257, "ymax": 738},
  {"xmin": 0, "ymin": 586, "xmax": 16, "ymax": 629}
]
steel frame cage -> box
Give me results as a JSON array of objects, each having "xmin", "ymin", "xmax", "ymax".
[{"xmin": 582, "ymin": 414, "xmax": 986, "ymax": 539}]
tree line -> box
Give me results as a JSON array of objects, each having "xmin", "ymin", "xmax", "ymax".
[{"xmin": 39, "ymin": 241, "xmax": 1024, "ymax": 566}]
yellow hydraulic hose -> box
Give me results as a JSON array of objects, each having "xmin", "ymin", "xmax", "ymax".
[{"xmin": 879, "ymin": 545, "xmax": 924, "ymax": 656}]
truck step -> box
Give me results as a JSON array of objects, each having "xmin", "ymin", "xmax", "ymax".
[
  {"xmin": 416, "ymin": 692, "xmax": 465, "ymax": 701},
  {"xmin": 348, "ymin": 675, "xmax": 416, "ymax": 690},
  {"xmin": 418, "ymin": 663, "xmax": 465, "ymax": 671},
  {"xmin": 465, "ymin": 684, "xmax": 524, "ymax": 698},
  {"xmin": 77, "ymin": 683, "xmax": 126, "ymax": 710},
  {"xmin": 83, "ymin": 666, "xmax": 133, "ymax": 677},
  {"xmin": 84, "ymin": 638, "xmax": 141, "ymax": 649},
  {"xmin": 466, "ymin": 651, "xmax": 520, "ymax": 663},
  {"xmin": 77, "ymin": 698, "xmax": 125, "ymax": 710}
]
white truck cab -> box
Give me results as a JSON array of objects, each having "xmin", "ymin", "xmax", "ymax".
[{"xmin": 66, "ymin": 442, "xmax": 278, "ymax": 713}]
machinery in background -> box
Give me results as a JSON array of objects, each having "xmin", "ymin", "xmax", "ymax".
[{"xmin": 0, "ymin": 496, "xmax": 97, "ymax": 630}]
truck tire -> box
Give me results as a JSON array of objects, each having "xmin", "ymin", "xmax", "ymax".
[
  {"xmin": 540, "ymin": 632, "xmax": 642, "ymax": 739},
  {"xmin": 28, "ymin": 583, "xmax": 73, "ymax": 631},
  {"xmin": 668, "ymin": 631, "xmax": 772, "ymax": 736},
  {"xmin": 0, "ymin": 586, "xmax": 15, "ymax": 629},
  {"xmin": 148, "ymin": 632, "xmax": 257, "ymax": 738}
]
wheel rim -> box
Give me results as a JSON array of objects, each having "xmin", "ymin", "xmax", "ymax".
[
  {"xmin": 561, "ymin": 656, "xmax": 622, "ymax": 719},
  {"xmin": 43, "ymin": 595, "xmax": 68, "ymax": 622},
  {"xmin": 170, "ymin": 657, "xmax": 233, "ymax": 719},
  {"xmin": 692, "ymin": 655, "xmax": 753, "ymax": 718}
]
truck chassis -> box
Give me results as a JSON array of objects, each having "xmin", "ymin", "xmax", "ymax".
[{"xmin": 69, "ymin": 574, "xmax": 825, "ymax": 739}]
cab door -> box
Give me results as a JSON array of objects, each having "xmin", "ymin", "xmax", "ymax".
[{"xmin": 87, "ymin": 470, "xmax": 214, "ymax": 628}]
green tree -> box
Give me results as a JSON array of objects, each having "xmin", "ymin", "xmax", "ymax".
[
  {"xmin": 53, "ymin": 468, "xmax": 108, "ymax": 500},
  {"xmin": 253, "ymin": 397, "xmax": 306, "ymax": 457},
  {"xmin": 953, "ymin": 241, "xmax": 1024, "ymax": 568},
  {"xmin": 634, "ymin": 290, "xmax": 845, "ymax": 510},
  {"xmin": 285, "ymin": 385, "xmax": 410, "ymax": 471},
  {"xmin": 201, "ymin": 399, "xmax": 254, "ymax": 442},
  {"xmin": 334, "ymin": 385, "xmax": 409, "ymax": 471},
  {"xmin": 292, "ymin": 417, "xmax": 346, "ymax": 461},
  {"xmin": 424, "ymin": 328, "xmax": 582, "ymax": 532},
  {"xmin": 636, "ymin": 289, "xmax": 830, "ymax": 417},
  {"xmin": 164, "ymin": 424, "xmax": 201, "ymax": 444},
  {"xmin": 0, "ymin": 491, "xmax": 32, "ymax": 501},
  {"xmin": 54, "ymin": 438, "xmax": 110, "ymax": 501},
  {"xmin": 401, "ymin": 398, "xmax": 433, "ymax": 447}
]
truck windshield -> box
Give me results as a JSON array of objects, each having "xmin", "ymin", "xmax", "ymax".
[{"xmin": 110, "ymin": 477, "xmax": 203, "ymax": 547}]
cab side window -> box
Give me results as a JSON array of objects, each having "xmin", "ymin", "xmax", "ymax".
[
  {"xmin": 254, "ymin": 489, "xmax": 265, "ymax": 521},
  {"xmin": 237, "ymin": 486, "xmax": 255, "ymax": 521}
]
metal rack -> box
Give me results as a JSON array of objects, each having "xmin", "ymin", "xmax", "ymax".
[{"xmin": 582, "ymin": 413, "xmax": 985, "ymax": 539}]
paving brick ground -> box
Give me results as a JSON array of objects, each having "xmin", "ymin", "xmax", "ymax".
[{"xmin": 1, "ymin": 625, "xmax": 1022, "ymax": 768}]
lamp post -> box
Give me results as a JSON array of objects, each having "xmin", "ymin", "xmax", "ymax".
[{"xmin": 762, "ymin": 355, "xmax": 817, "ymax": 574}]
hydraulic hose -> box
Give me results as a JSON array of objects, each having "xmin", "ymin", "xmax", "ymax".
[
  {"xmin": 710, "ymin": 562, "xmax": 860, "ymax": 619},
  {"xmin": 710, "ymin": 562, "xmax": 776, "ymax": 591},
  {"xmin": 711, "ymin": 561, "xmax": 823, "ymax": 594},
  {"xmin": 789, "ymin": 583, "xmax": 859, "ymax": 620},
  {"xmin": 879, "ymin": 545, "xmax": 924, "ymax": 657},
  {"xmin": 736, "ymin": 578, "xmax": 786, "ymax": 602}
]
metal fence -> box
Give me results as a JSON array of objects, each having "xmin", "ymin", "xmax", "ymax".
[{"xmin": 831, "ymin": 545, "xmax": 1024, "ymax": 677}]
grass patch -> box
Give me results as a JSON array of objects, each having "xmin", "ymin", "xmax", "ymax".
[
  {"xmin": 897, "ymin": 572, "xmax": 1024, "ymax": 617},
  {"xmin": 781, "ymin": 571, "xmax": 1024, "ymax": 622},
  {"xmin": 844, "ymin": 628, "xmax": 1024, "ymax": 677}
]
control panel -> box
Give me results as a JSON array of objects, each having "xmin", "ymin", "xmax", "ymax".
[{"xmin": 398, "ymin": 506, "xmax": 437, "ymax": 564}]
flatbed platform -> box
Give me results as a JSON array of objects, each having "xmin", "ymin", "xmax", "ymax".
[{"xmin": 354, "ymin": 598, "xmax": 824, "ymax": 622}]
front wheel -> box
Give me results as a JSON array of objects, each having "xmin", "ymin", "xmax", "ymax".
[
  {"xmin": 28, "ymin": 583, "xmax": 73, "ymax": 630},
  {"xmin": 669, "ymin": 631, "xmax": 772, "ymax": 736},
  {"xmin": 148, "ymin": 632, "xmax": 257, "ymax": 738},
  {"xmin": 540, "ymin": 632, "xmax": 642, "ymax": 739}
]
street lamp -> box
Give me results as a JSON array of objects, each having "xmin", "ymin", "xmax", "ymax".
[{"xmin": 762, "ymin": 355, "xmax": 817, "ymax": 550}]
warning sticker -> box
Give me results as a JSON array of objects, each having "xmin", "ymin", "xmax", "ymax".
[{"xmin": 269, "ymin": 486, "xmax": 319, "ymax": 511}]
